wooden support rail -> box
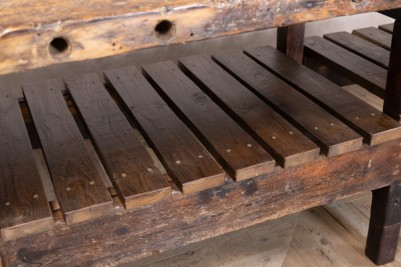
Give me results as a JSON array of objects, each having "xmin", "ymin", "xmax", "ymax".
[{"xmin": 1, "ymin": 0, "xmax": 401, "ymax": 75}]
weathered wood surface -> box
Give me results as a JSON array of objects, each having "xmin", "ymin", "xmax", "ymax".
[
  {"xmin": 213, "ymin": 51, "xmax": 363, "ymax": 157},
  {"xmin": 383, "ymin": 20, "xmax": 401, "ymax": 121},
  {"xmin": 246, "ymin": 46, "xmax": 401, "ymax": 146},
  {"xmin": 1, "ymin": 1, "xmax": 401, "ymax": 75},
  {"xmin": 276, "ymin": 24, "xmax": 305, "ymax": 63},
  {"xmin": 1, "ymin": 137, "xmax": 401, "ymax": 266},
  {"xmin": 65, "ymin": 73, "xmax": 172, "ymax": 209},
  {"xmin": 304, "ymin": 36, "xmax": 387, "ymax": 97},
  {"xmin": 353, "ymin": 27, "xmax": 392, "ymax": 50},
  {"xmin": 105, "ymin": 67, "xmax": 225, "ymax": 194},
  {"xmin": 143, "ymin": 61, "xmax": 275, "ymax": 180},
  {"xmin": 179, "ymin": 55, "xmax": 320, "ymax": 168},
  {"xmin": 379, "ymin": 23, "xmax": 394, "ymax": 33},
  {"xmin": 324, "ymin": 31, "xmax": 390, "ymax": 69},
  {"xmin": 23, "ymin": 80, "xmax": 114, "ymax": 225},
  {"xmin": 0, "ymin": 87, "xmax": 53, "ymax": 241}
]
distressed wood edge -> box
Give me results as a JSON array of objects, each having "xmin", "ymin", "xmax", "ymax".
[
  {"xmin": 2, "ymin": 139, "xmax": 401, "ymax": 266},
  {"xmin": 1, "ymin": 2, "xmax": 401, "ymax": 75}
]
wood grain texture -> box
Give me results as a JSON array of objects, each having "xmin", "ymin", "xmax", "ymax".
[
  {"xmin": 366, "ymin": 182, "xmax": 401, "ymax": 265},
  {"xmin": 1, "ymin": 1, "xmax": 401, "ymax": 75},
  {"xmin": 304, "ymin": 36, "xmax": 387, "ymax": 98},
  {"xmin": 0, "ymin": 86, "xmax": 53, "ymax": 241},
  {"xmin": 105, "ymin": 67, "xmax": 225, "ymax": 194},
  {"xmin": 245, "ymin": 46, "xmax": 401, "ymax": 146},
  {"xmin": 179, "ymin": 55, "xmax": 320, "ymax": 168},
  {"xmin": 276, "ymin": 24, "xmax": 305, "ymax": 63},
  {"xmin": 379, "ymin": 23, "xmax": 394, "ymax": 33},
  {"xmin": 2, "ymin": 137, "xmax": 401, "ymax": 266},
  {"xmin": 143, "ymin": 61, "xmax": 275, "ymax": 180},
  {"xmin": 66, "ymin": 73, "xmax": 171, "ymax": 209},
  {"xmin": 383, "ymin": 20, "xmax": 401, "ymax": 121},
  {"xmin": 353, "ymin": 27, "xmax": 392, "ymax": 50},
  {"xmin": 213, "ymin": 51, "xmax": 363, "ymax": 157},
  {"xmin": 23, "ymin": 80, "xmax": 113, "ymax": 224},
  {"xmin": 324, "ymin": 31, "xmax": 390, "ymax": 69}
]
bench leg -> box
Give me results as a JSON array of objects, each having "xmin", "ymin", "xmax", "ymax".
[
  {"xmin": 366, "ymin": 182, "xmax": 401, "ymax": 265},
  {"xmin": 276, "ymin": 23, "xmax": 305, "ymax": 63}
]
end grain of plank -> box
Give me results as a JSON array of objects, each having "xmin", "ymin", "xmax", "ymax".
[
  {"xmin": 143, "ymin": 61, "xmax": 275, "ymax": 180},
  {"xmin": 66, "ymin": 73, "xmax": 171, "ymax": 209},
  {"xmin": 23, "ymin": 79, "xmax": 114, "ymax": 225},
  {"xmin": 105, "ymin": 67, "xmax": 225, "ymax": 194}
]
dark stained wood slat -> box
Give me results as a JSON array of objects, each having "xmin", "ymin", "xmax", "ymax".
[
  {"xmin": 304, "ymin": 36, "xmax": 387, "ymax": 98},
  {"xmin": 143, "ymin": 62, "xmax": 275, "ymax": 180},
  {"xmin": 179, "ymin": 56, "xmax": 320, "ymax": 168},
  {"xmin": 23, "ymin": 80, "xmax": 114, "ymax": 225},
  {"xmin": 65, "ymin": 73, "xmax": 172, "ymax": 209},
  {"xmin": 0, "ymin": 87, "xmax": 53, "ymax": 241},
  {"xmin": 245, "ymin": 46, "xmax": 401, "ymax": 146},
  {"xmin": 213, "ymin": 51, "xmax": 363, "ymax": 157},
  {"xmin": 353, "ymin": 27, "xmax": 392, "ymax": 50},
  {"xmin": 379, "ymin": 23, "xmax": 394, "ymax": 34},
  {"xmin": 324, "ymin": 31, "xmax": 390, "ymax": 69},
  {"xmin": 105, "ymin": 67, "xmax": 225, "ymax": 194}
]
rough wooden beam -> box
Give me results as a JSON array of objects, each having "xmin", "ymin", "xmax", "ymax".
[
  {"xmin": 277, "ymin": 24, "xmax": 306, "ymax": 63},
  {"xmin": 1, "ymin": 0, "xmax": 401, "ymax": 75},
  {"xmin": 1, "ymin": 139, "xmax": 401, "ymax": 266}
]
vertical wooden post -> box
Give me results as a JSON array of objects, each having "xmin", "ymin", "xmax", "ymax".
[
  {"xmin": 276, "ymin": 23, "xmax": 306, "ymax": 63},
  {"xmin": 383, "ymin": 19, "xmax": 401, "ymax": 120},
  {"xmin": 366, "ymin": 19, "xmax": 401, "ymax": 265}
]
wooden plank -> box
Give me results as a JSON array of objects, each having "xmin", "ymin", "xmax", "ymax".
[
  {"xmin": 379, "ymin": 23, "xmax": 394, "ymax": 33},
  {"xmin": 179, "ymin": 56, "xmax": 320, "ymax": 168},
  {"xmin": 0, "ymin": 87, "xmax": 53, "ymax": 241},
  {"xmin": 276, "ymin": 24, "xmax": 305, "ymax": 63},
  {"xmin": 342, "ymin": 84, "xmax": 383, "ymax": 111},
  {"xmin": 2, "ymin": 137, "xmax": 401, "ymax": 266},
  {"xmin": 23, "ymin": 80, "xmax": 113, "ymax": 225},
  {"xmin": 213, "ymin": 52, "xmax": 363, "ymax": 157},
  {"xmin": 143, "ymin": 62, "xmax": 275, "ymax": 180},
  {"xmin": 383, "ymin": 20, "xmax": 401, "ymax": 120},
  {"xmin": 245, "ymin": 46, "xmax": 401, "ymax": 146},
  {"xmin": 324, "ymin": 31, "xmax": 390, "ymax": 69},
  {"xmin": 2, "ymin": 1, "xmax": 401, "ymax": 75},
  {"xmin": 65, "ymin": 73, "xmax": 171, "ymax": 209},
  {"xmin": 353, "ymin": 27, "xmax": 392, "ymax": 50},
  {"xmin": 304, "ymin": 36, "xmax": 387, "ymax": 98},
  {"xmin": 105, "ymin": 67, "xmax": 225, "ymax": 194}
]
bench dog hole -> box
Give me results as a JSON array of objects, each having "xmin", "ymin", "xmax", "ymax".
[
  {"xmin": 155, "ymin": 20, "xmax": 175, "ymax": 40},
  {"xmin": 49, "ymin": 37, "xmax": 71, "ymax": 58}
]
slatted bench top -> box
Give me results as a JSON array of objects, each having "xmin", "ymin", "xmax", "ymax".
[{"xmin": 1, "ymin": 43, "xmax": 401, "ymax": 247}]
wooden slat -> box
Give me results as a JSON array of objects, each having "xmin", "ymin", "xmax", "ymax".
[
  {"xmin": 379, "ymin": 23, "xmax": 394, "ymax": 33},
  {"xmin": 23, "ymin": 80, "xmax": 114, "ymax": 225},
  {"xmin": 143, "ymin": 62, "xmax": 275, "ymax": 180},
  {"xmin": 304, "ymin": 36, "xmax": 387, "ymax": 98},
  {"xmin": 105, "ymin": 67, "xmax": 225, "ymax": 194},
  {"xmin": 213, "ymin": 51, "xmax": 363, "ymax": 157},
  {"xmin": 179, "ymin": 56, "xmax": 320, "ymax": 168},
  {"xmin": 65, "ymin": 73, "xmax": 171, "ymax": 209},
  {"xmin": 353, "ymin": 27, "xmax": 392, "ymax": 50},
  {"xmin": 0, "ymin": 87, "xmax": 53, "ymax": 241},
  {"xmin": 245, "ymin": 46, "xmax": 401, "ymax": 146},
  {"xmin": 324, "ymin": 32, "xmax": 390, "ymax": 69}
]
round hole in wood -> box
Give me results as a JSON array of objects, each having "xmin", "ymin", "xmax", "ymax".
[
  {"xmin": 49, "ymin": 37, "xmax": 71, "ymax": 59},
  {"xmin": 155, "ymin": 20, "xmax": 175, "ymax": 40}
]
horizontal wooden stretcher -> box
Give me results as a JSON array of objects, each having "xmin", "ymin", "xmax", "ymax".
[{"xmin": 2, "ymin": 1, "xmax": 401, "ymax": 266}]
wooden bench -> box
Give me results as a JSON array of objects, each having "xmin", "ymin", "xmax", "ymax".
[{"xmin": 2, "ymin": 2, "xmax": 401, "ymax": 266}]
